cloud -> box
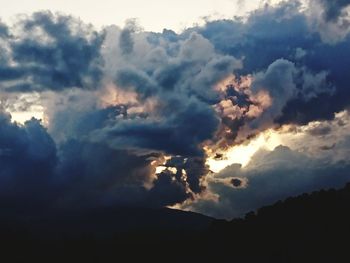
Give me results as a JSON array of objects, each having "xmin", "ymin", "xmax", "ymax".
[
  {"xmin": 0, "ymin": 111, "xmax": 195, "ymax": 216},
  {"xmin": 186, "ymin": 111, "xmax": 350, "ymax": 218},
  {"xmin": 316, "ymin": 0, "xmax": 350, "ymax": 21},
  {"xmin": 119, "ymin": 19, "xmax": 142, "ymax": 55},
  {"xmin": 306, "ymin": 123, "xmax": 332, "ymax": 136},
  {"xmin": 253, "ymin": 59, "xmax": 333, "ymax": 126},
  {"xmin": 91, "ymin": 98, "xmax": 219, "ymax": 156},
  {"xmin": 0, "ymin": 21, "xmax": 8, "ymax": 37},
  {"xmin": 0, "ymin": 113, "xmax": 57, "ymax": 216},
  {"xmin": 0, "ymin": 12, "xmax": 104, "ymax": 92},
  {"xmin": 188, "ymin": 145, "xmax": 350, "ymax": 219},
  {"xmin": 56, "ymin": 139, "xmax": 154, "ymax": 208},
  {"xmin": 147, "ymin": 169, "xmax": 191, "ymax": 207},
  {"xmin": 197, "ymin": 1, "xmax": 349, "ymax": 127},
  {"xmin": 0, "ymin": 1, "xmax": 350, "ymax": 219}
]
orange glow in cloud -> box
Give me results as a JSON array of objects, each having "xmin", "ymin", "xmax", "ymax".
[
  {"xmin": 98, "ymin": 83, "xmax": 159, "ymax": 116},
  {"xmin": 98, "ymin": 83, "xmax": 139, "ymax": 107},
  {"xmin": 203, "ymin": 74, "xmax": 277, "ymax": 173}
]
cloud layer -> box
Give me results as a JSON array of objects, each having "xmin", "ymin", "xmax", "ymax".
[{"xmin": 0, "ymin": 1, "xmax": 350, "ymax": 219}]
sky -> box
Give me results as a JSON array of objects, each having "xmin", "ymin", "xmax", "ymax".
[
  {"xmin": 0, "ymin": 0, "xmax": 266, "ymax": 32},
  {"xmin": 1, "ymin": 0, "xmax": 350, "ymax": 219},
  {"xmin": 0, "ymin": 0, "xmax": 281, "ymax": 125}
]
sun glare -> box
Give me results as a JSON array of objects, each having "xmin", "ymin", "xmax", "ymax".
[
  {"xmin": 10, "ymin": 109, "xmax": 45, "ymax": 125},
  {"xmin": 206, "ymin": 130, "xmax": 282, "ymax": 173}
]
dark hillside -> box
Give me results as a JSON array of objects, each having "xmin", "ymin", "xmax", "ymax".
[{"xmin": 2, "ymin": 183, "xmax": 350, "ymax": 262}]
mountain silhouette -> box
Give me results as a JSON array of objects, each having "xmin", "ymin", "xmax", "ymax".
[{"xmin": 2, "ymin": 183, "xmax": 350, "ymax": 262}]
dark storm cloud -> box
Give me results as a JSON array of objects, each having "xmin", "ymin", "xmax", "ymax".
[
  {"xmin": 162, "ymin": 156, "xmax": 210, "ymax": 194},
  {"xmin": 93, "ymin": 98, "xmax": 219, "ymax": 156},
  {"xmin": 1, "ymin": 0, "xmax": 350, "ymax": 219},
  {"xmin": 195, "ymin": 1, "xmax": 350, "ymax": 125},
  {"xmin": 0, "ymin": 12, "xmax": 104, "ymax": 92},
  {"xmin": 115, "ymin": 67, "xmax": 159, "ymax": 98},
  {"xmin": 96, "ymin": 29, "xmax": 241, "ymax": 161},
  {"xmin": 0, "ymin": 111, "xmax": 192, "ymax": 216},
  {"xmin": 197, "ymin": 2, "xmax": 310, "ymax": 73},
  {"xmin": 251, "ymin": 59, "xmax": 332, "ymax": 127},
  {"xmin": 119, "ymin": 19, "xmax": 140, "ymax": 55},
  {"xmin": 50, "ymin": 104, "xmax": 126, "ymax": 141},
  {"xmin": 56, "ymin": 139, "xmax": 152, "ymax": 208},
  {"xmin": 209, "ymin": 56, "xmax": 333, "ymax": 146},
  {"xmin": 0, "ymin": 67, "xmax": 26, "ymax": 81},
  {"xmin": 55, "ymin": 138, "xmax": 195, "ymax": 210},
  {"xmin": 111, "ymin": 30, "xmax": 241, "ymax": 103},
  {"xmin": 147, "ymin": 169, "xmax": 190, "ymax": 207},
  {"xmin": 0, "ymin": 113, "xmax": 57, "ymax": 216},
  {"xmin": 317, "ymin": 0, "xmax": 350, "ymax": 21},
  {"xmin": 0, "ymin": 21, "xmax": 8, "ymax": 37},
  {"xmin": 307, "ymin": 123, "xmax": 332, "ymax": 136}
]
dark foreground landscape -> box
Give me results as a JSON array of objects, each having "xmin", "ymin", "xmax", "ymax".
[{"xmin": 2, "ymin": 182, "xmax": 350, "ymax": 262}]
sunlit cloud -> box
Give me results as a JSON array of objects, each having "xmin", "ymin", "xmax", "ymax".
[{"xmin": 205, "ymin": 129, "xmax": 282, "ymax": 173}]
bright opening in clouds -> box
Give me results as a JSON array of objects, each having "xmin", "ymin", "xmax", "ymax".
[{"xmin": 206, "ymin": 129, "xmax": 282, "ymax": 172}]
